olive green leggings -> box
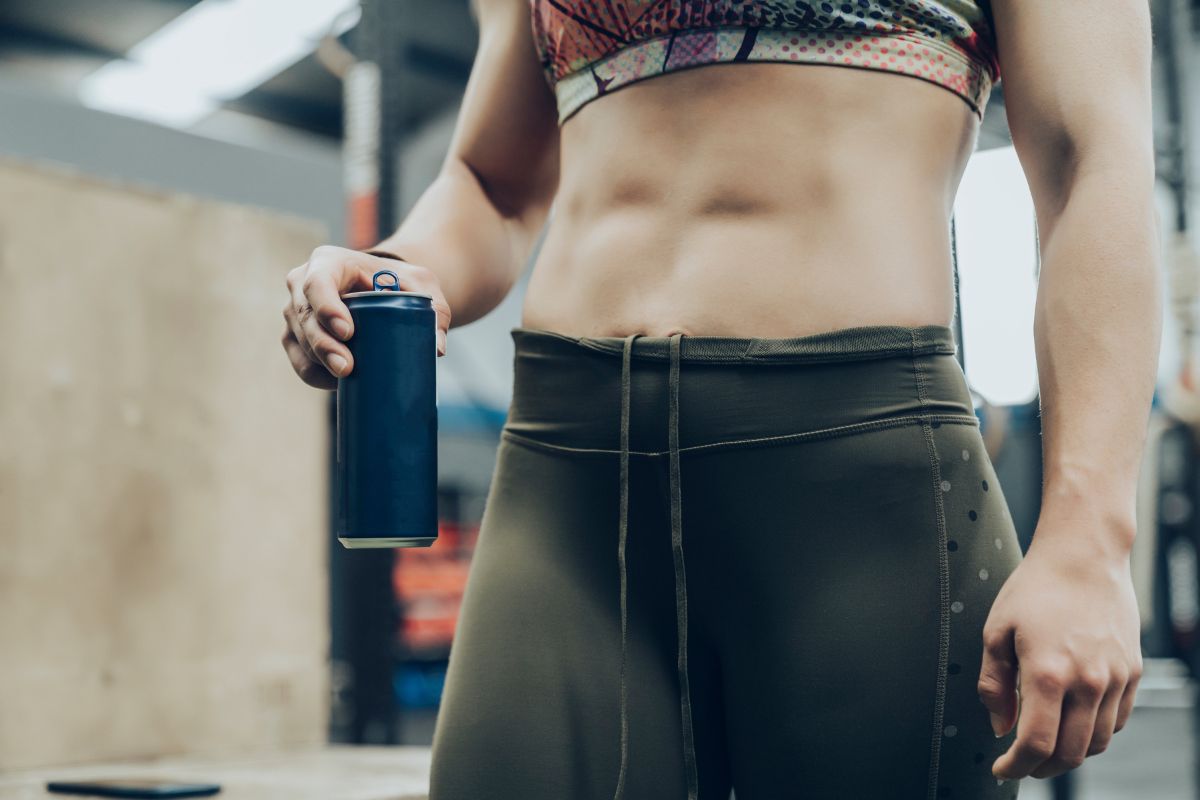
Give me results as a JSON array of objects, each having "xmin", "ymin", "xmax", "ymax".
[{"xmin": 429, "ymin": 324, "xmax": 1023, "ymax": 800}]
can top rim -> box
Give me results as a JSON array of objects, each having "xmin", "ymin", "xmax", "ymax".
[{"xmin": 342, "ymin": 290, "xmax": 434, "ymax": 301}]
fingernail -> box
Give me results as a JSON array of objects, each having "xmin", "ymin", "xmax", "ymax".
[
  {"xmin": 436, "ymin": 330, "xmax": 447, "ymax": 356},
  {"xmin": 990, "ymin": 712, "xmax": 1005, "ymax": 737},
  {"xmin": 328, "ymin": 354, "xmax": 348, "ymax": 376},
  {"xmin": 331, "ymin": 318, "xmax": 351, "ymax": 340}
]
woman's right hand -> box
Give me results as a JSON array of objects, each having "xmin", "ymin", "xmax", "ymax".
[{"xmin": 282, "ymin": 245, "xmax": 452, "ymax": 390}]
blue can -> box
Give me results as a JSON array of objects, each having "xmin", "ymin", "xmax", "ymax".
[{"xmin": 336, "ymin": 269, "xmax": 438, "ymax": 548}]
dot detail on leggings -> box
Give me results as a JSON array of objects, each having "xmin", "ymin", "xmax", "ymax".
[
  {"xmin": 940, "ymin": 480, "xmax": 951, "ymax": 492},
  {"xmin": 968, "ymin": 510, "xmax": 978, "ymax": 521},
  {"xmin": 979, "ymin": 568, "xmax": 989, "ymax": 580},
  {"xmin": 943, "ymin": 724, "xmax": 958, "ymax": 737},
  {"xmin": 974, "ymin": 752, "xmax": 986, "ymax": 764},
  {"xmin": 951, "ymin": 600, "xmax": 964, "ymax": 613},
  {"xmin": 948, "ymin": 662, "xmax": 962, "ymax": 675},
  {"xmin": 982, "ymin": 479, "xmax": 989, "ymax": 491},
  {"xmin": 947, "ymin": 539, "xmax": 958, "ymax": 551},
  {"xmin": 994, "ymin": 538, "xmax": 1003, "ymax": 550},
  {"xmin": 961, "ymin": 448, "xmax": 970, "ymax": 461}
]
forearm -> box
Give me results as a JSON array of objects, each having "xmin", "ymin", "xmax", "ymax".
[
  {"xmin": 1032, "ymin": 160, "xmax": 1162, "ymax": 558},
  {"xmin": 372, "ymin": 156, "xmax": 549, "ymax": 327}
]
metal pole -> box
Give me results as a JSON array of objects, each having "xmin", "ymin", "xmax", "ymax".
[
  {"xmin": 329, "ymin": 0, "xmax": 410, "ymax": 745},
  {"xmin": 1151, "ymin": 1, "xmax": 1198, "ymax": 797},
  {"xmin": 1154, "ymin": 0, "xmax": 1193, "ymax": 235}
]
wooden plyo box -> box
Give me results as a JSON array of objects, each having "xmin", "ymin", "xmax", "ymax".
[{"xmin": 0, "ymin": 159, "xmax": 331, "ymax": 770}]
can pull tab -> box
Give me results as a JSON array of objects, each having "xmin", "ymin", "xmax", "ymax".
[{"xmin": 373, "ymin": 269, "xmax": 401, "ymax": 292}]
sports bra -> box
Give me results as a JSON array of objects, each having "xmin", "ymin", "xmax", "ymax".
[{"xmin": 530, "ymin": 0, "xmax": 1001, "ymax": 125}]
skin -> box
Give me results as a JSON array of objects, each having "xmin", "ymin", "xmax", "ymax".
[{"xmin": 282, "ymin": 0, "xmax": 1160, "ymax": 783}]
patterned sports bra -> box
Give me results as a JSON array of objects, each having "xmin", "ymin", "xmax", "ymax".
[{"xmin": 530, "ymin": 0, "xmax": 1001, "ymax": 125}]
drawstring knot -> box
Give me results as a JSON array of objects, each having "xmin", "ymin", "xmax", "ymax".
[{"xmin": 614, "ymin": 333, "xmax": 698, "ymax": 800}]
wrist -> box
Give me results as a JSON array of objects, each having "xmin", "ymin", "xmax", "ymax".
[
  {"xmin": 1043, "ymin": 460, "xmax": 1138, "ymax": 521},
  {"xmin": 1035, "ymin": 482, "xmax": 1138, "ymax": 561}
]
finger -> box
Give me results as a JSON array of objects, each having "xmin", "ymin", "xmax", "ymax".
[
  {"xmin": 283, "ymin": 302, "xmax": 319, "ymax": 365},
  {"xmin": 292, "ymin": 279, "xmax": 353, "ymax": 379},
  {"xmin": 302, "ymin": 252, "xmax": 371, "ymax": 342},
  {"xmin": 282, "ymin": 328, "xmax": 336, "ymax": 390},
  {"xmin": 1087, "ymin": 675, "xmax": 1126, "ymax": 756},
  {"xmin": 285, "ymin": 302, "xmax": 345, "ymax": 379},
  {"xmin": 993, "ymin": 664, "xmax": 1065, "ymax": 780},
  {"xmin": 1114, "ymin": 661, "xmax": 1142, "ymax": 733},
  {"xmin": 1030, "ymin": 674, "xmax": 1104, "ymax": 778},
  {"xmin": 978, "ymin": 625, "xmax": 1019, "ymax": 737},
  {"xmin": 435, "ymin": 313, "xmax": 449, "ymax": 356},
  {"xmin": 427, "ymin": 294, "xmax": 451, "ymax": 357},
  {"xmin": 284, "ymin": 268, "xmax": 322, "ymax": 362}
]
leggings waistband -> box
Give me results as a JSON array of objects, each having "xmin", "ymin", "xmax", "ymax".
[
  {"xmin": 506, "ymin": 324, "xmax": 971, "ymax": 800},
  {"xmin": 505, "ymin": 324, "xmax": 974, "ymax": 456},
  {"xmin": 513, "ymin": 322, "xmax": 958, "ymax": 364}
]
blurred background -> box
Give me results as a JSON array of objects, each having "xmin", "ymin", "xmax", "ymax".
[{"xmin": 0, "ymin": 1, "xmax": 1198, "ymax": 798}]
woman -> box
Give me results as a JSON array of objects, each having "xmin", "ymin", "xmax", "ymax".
[{"xmin": 282, "ymin": 1, "xmax": 1158, "ymax": 797}]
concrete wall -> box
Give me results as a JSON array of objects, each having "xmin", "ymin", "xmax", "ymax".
[
  {"xmin": 0, "ymin": 158, "xmax": 330, "ymax": 770},
  {"xmin": 0, "ymin": 76, "xmax": 345, "ymax": 243},
  {"xmin": 0, "ymin": 78, "xmax": 533, "ymax": 425}
]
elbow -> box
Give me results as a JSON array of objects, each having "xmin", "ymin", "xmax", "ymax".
[
  {"xmin": 454, "ymin": 152, "xmax": 558, "ymax": 270},
  {"xmin": 455, "ymin": 147, "xmax": 558, "ymax": 228},
  {"xmin": 1029, "ymin": 135, "xmax": 1156, "ymax": 248}
]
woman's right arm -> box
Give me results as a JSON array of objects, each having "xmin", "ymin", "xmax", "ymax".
[{"xmin": 282, "ymin": 0, "xmax": 560, "ymax": 388}]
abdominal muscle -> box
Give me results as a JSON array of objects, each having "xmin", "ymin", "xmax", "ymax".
[{"xmin": 520, "ymin": 59, "xmax": 982, "ymax": 338}]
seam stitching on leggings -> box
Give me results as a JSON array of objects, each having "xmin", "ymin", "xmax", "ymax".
[
  {"xmin": 500, "ymin": 413, "xmax": 979, "ymax": 458},
  {"xmin": 516, "ymin": 328, "xmax": 956, "ymax": 363},
  {"xmin": 913, "ymin": 330, "xmax": 950, "ymax": 800}
]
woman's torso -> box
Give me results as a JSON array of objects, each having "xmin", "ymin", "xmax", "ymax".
[{"xmin": 520, "ymin": 2, "xmax": 992, "ymax": 338}]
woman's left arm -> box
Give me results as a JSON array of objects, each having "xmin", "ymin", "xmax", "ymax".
[{"xmin": 977, "ymin": 0, "xmax": 1161, "ymax": 782}]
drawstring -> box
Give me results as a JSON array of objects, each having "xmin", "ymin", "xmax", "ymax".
[
  {"xmin": 614, "ymin": 333, "xmax": 639, "ymax": 799},
  {"xmin": 614, "ymin": 333, "xmax": 698, "ymax": 800}
]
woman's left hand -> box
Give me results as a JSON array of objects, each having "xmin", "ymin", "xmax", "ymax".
[{"xmin": 976, "ymin": 516, "xmax": 1143, "ymax": 781}]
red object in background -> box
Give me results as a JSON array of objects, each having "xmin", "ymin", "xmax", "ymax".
[
  {"xmin": 347, "ymin": 193, "xmax": 379, "ymax": 250},
  {"xmin": 393, "ymin": 520, "xmax": 480, "ymax": 654}
]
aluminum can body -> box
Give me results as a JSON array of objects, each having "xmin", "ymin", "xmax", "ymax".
[{"xmin": 336, "ymin": 278, "xmax": 437, "ymax": 548}]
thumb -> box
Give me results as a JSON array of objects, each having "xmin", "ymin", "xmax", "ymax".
[{"xmin": 977, "ymin": 625, "xmax": 1019, "ymax": 737}]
